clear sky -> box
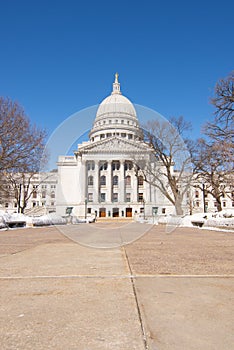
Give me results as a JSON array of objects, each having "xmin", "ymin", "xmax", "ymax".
[{"xmin": 0, "ymin": 0, "xmax": 233, "ymax": 143}]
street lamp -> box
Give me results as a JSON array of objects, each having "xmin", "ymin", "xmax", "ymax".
[{"xmin": 84, "ymin": 198, "xmax": 88, "ymax": 219}]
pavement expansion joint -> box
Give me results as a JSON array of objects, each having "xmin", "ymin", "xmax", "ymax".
[{"xmin": 0, "ymin": 274, "xmax": 233, "ymax": 280}]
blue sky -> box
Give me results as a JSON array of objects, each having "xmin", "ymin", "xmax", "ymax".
[{"xmin": 0, "ymin": 0, "xmax": 233, "ymax": 145}]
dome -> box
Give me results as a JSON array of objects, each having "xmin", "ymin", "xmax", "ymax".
[
  {"xmin": 89, "ymin": 73, "xmax": 143, "ymax": 142},
  {"xmin": 96, "ymin": 93, "xmax": 137, "ymax": 120}
]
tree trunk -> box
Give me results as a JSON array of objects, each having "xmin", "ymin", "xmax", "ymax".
[
  {"xmin": 216, "ymin": 198, "xmax": 222, "ymax": 212},
  {"xmin": 174, "ymin": 195, "xmax": 184, "ymax": 215}
]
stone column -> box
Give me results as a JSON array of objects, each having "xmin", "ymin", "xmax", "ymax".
[
  {"xmin": 93, "ymin": 160, "xmax": 99, "ymax": 203},
  {"xmin": 133, "ymin": 175, "xmax": 138, "ymax": 203},
  {"xmin": 106, "ymin": 160, "xmax": 112, "ymax": 202},
  {"xmin": 119, "ymin": 160, "xmax": 125, "ymax": 203}
]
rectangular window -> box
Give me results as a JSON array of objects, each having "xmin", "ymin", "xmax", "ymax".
[
  {"xmin": 100, "ymin": 193, "xmax": 106, "ymax": 202},
  {"xmin": 138, "ymin": 193, "xmax": 143, "ymax": 202},
  {"xmin": 162, "ymin": 208, "xmax": 166, "ymax": 214},
  {"xmin": 223, "ymin": 202, "xmax": 226, "ymax": 207},
  {"xmin": 87, "ymin": 161, "xmax": 95, "ymax": 171},
  {"xmin": 126, "ymin": 193, "xmax": 131, "ymax": 202},
  {"xmin": 138, "ymin": 176, "xmax": 144, "ymax": 186},
  {"xmin": 113, "ymin": 175, "xmax": 118, "ymax": 185},
  {"xmin": 112, "ymin": 193, "xmax": 118, "ymax": 202},
  {"xmin": 125, "ymin": 176, "xmax": 131, "ymax": 186},
  {"xmin": 87, "ymin": 208, "xmax": 92, "ymax": 214},
  {"xmin": 100, "ymin": 176, "xmax": 106, "ymax": 186},
  {"xmin": 88, "ymin": 193, "xmax": 93, "ymax": 202}
]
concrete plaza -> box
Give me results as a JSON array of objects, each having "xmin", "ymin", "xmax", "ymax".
[{"xmin": 0, "ymin": 224, "xmax": 233, "ymax": 349}]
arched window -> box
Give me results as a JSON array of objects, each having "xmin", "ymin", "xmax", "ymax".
[
  {"xmin": 88, "ymin": 175, "xmax": 93, "ymax": 186},
  {"xmin": 51, "ymin": 191, "xmax": 55, "ymax": 199},
  {"xmin": 112, "ymin": 161, "xmax": 120, "ymax": 170},
  {"xmin": 113, "ymin": 175, "xmax": 118, "ymax": 186},
  {"xmin": 138, "ymin": 176, "xmax": 144, "ymax": 186},
  {"xmin": 125, "ymin": 161, "xmax": 133, "ymax": 170},
  {"xmin": 100, "ymin": 175, "xmax": 106, "ymax": 186},
  {"xmin": 100, "ymin": 162, "xmax": 108, "ymax": 170},
  {"xmin": 125, "ymin": 175, "xmax": 131, "ymax": 186}
]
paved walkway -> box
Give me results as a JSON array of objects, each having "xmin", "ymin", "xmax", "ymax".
[{"xmin": 0, "ymin": 224, "xmax": 233, "ymax": 349}]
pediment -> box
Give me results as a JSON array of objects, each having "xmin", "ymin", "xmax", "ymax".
[{"xmin": 77, "ymin": 137, "xmax": 150, "ymax": 155}]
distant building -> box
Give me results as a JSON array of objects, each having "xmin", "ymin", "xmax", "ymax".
[{"xmin": 0, "ymin": 171, "xmax": 57, "ymax": 215}]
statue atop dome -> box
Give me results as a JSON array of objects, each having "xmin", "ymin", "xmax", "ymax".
[
  {"xmin": 115, "ymin": 72, "xmax": 119, "ymax": 83},
  {"xmin": 112, "ymin": 72, "xmax": 121, "ymax": 95}
]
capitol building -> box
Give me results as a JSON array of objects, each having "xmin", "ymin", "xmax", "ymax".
[
  {"xmin": 56, "ymin": 74, "xmax": 173, "ymax": 219},
  {"xmin": 2, "ymin": 74, "xmax": 233, "ymax": 216}
]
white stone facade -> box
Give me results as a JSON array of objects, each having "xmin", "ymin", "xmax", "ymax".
[
  {"xmin": 2, "ymin": 75, "xmax": 233, "ymax": 217},
  {"xmin": 0, "ymin": 171, "xmax": 58, "ymax": 214},
  {"xmin": 56, "ymin": 75, "xmax": 234, "ymax": 218},
  {"xmin": 56, "ymin": 75, "xmax": 179, "ymax": 218}
]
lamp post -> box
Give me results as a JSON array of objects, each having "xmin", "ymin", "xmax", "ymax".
[
  {"xmin": 84, "ymin": 198, "xmax": 88, "ymax": 219},
  {"xmin": 18, "ymin": 183, "xmax": 22, "ymax": 214}
]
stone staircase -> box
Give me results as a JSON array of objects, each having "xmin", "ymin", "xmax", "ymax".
[
  {"xmin": 24, "ymin": 206, "xmax": 47, "ymax": 217},
  {"xmin": 96, "ymin": 217, "xmax": 134, "ymax": 223}
]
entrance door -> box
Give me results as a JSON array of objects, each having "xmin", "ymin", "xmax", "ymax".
[
  {"xmin": 126, "ymin": 208, "xmax": 132, "ymax": 217},
  {"xmin": 112, "ymin": 208, "xmax": 119, "ymax": 217},
  {"xmin": 99, "ymin": 208, "xmax": 106, "ymax": 217}
]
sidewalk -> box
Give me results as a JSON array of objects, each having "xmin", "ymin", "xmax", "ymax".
[{"xmin": 0, "ymin": 225, "xmax": 233, "ymax": 349}]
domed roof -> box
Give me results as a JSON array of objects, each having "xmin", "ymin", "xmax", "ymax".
[
  {"xmin": 89, "ymin": 73, "xmax": 143, "ymax": 142},
  {"xmin": 96, "ymin": 91, "xmax": 137, "ymax": 120}
]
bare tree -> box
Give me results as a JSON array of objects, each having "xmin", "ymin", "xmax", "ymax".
[
  {"xmin": 0, "ymin": 97, "xmax": 47, "ymax": 212},
  {"xmin": 191, "ymin": 73, "xmax": 234, "ymax": 212},
  {"xmin": 192, "ymin": 138, "xmax": 233, "ymax": 212},
  {"xmin": 132, "ymin": 116, "xmax": 193, "ymax": 215},
  {"xmin": 205, "ymin": 71, "xmax": 234, "ymax": 141}
]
